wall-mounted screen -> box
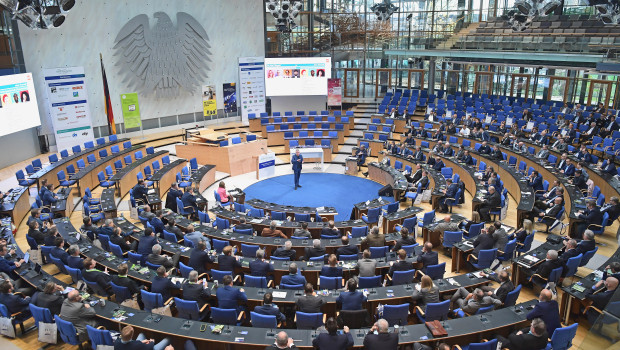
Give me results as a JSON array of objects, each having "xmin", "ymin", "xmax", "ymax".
[
  {"xmin": 265, "ymin": 57, "xmax": 331, "ymax": 96},
  {"xmin": 0, "ymin": 73, "xmax": 41, "ymax": 137}
]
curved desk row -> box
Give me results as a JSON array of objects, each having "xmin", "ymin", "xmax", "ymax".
[
  {"xmin": 150, "ymin": 159, "xmax": 187, "ymax": 193},
  {"xmin": 367, "ymin": 162, "xmax": 408, "ymax": 202},
  {"xmin": 189, "ymin": 165, "xmax": 217, "ymax": 193},
  {"xmin": 0, "ymin": 187, "xmax": 31, "ymax": 225},
  {"xmin": 244, "ymin": 199, "xmax": 337, "ymax": 222},
  {"xmin": 250, "ymin": 115, "xmax": 354, "ymax": 134},
  {"xmin": 110, "ymin": 151, "xmax": 168, "ymax": 199}
]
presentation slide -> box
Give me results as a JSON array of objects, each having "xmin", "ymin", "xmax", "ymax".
[
  {"xmin": 0, "ymin": 73, "xmax": 41, "ymax": 137},
  {"xmin": 265, "ymin": 57, "xmax": 331, "ymax": 96}
]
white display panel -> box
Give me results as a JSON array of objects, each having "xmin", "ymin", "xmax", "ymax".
[
  {"xmin": 0, "ymin": 73, "xmax": 41, "ymax": 137},
  {"xmin": 265, "ymin": 57, "xmax": 331, "ymax": 96}
]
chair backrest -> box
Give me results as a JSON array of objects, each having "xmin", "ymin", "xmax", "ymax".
[
  {"xmin": 475, "ymin": 249, "xmax": 498, "ymax": 269},
  {"xmin": 86, "ymin": 325, "xmax": 114, "ymax": 348},
  {"xmin": 339, "ymin": 254, "xmax": 358, "ymax": 261},
  {"xmin": 422, "ymin": 210, "xmax": 435, "ymax": 226},
  {"xmin": 295, "ymin": 213, "xmax": 310, "ymax": 222},
  {"xmin": 241, "ymin": 243, "xmax": 259, "ymax": 257},
  {"xmin": 141, "ymin": 290, "xmax": 164, "ymax": 311},
  {"xmin": 29, "ymin": 304, "xmax": 53, "ymax": 327},
  {"xmin": 401, "ymin": 244, "xmax": 418, "ymax": 256},
  {"xmin": 467, "ymin": 222, "xmax": 484, "ymax": 238},
  {"xmin": 213, "ymin": 239, "xmax": 229, "ymax": 253},
  {"xmin": 174, "ymin": 297, "xmax": 201, "ymax": 320},
  {"xmin": 503, "ymin": 284, "xmax": 522, "ymax": 307},
  {"xmin": 443, "ymin": 231, "xmax": 463, "ymax": 248},
  {"xmin": 425, "ymin": 262, "xmax": 446, "ymax": 280},
  {"xmin": 319, "ymin": 276, "xmax": 342, "ymax": 290},
  {"xmin": 468, "ymin": 339, "xmax": 498, "ymax": 350},
  {"xmin": 211, "ymin": 269, "xmax": 232, "ymax": 283},
  {"xmin": 358, "ymin": 275, "xmax": 382, "ymax": 288},
  {"xmin": 215, "ymin": 217, "xmax": 230, "ymax": 229},
  {"xmin": 549, "ymin": 323, "xmax": 579, "ymax": 350},
  {"xmin": 295, "ymin": 312, "xmax": 324, "ymax": 329},
  {"xmin": 280, "ymin": 283, "xmax": 304, "ymax": 290},
  {"xmin": 383, "ymin": 303, "xmax": 410, "ymax": 326},
  {"xmin": 369, "ymin": 246, "xmax": 388, "ymax": 258},
  {"xmin": 245, "ymin": 275, "xmax": 268, "ymax": 288},
  {"xmin": 211, "ymin": 307, "xmax": 239, "ymax": 325},
  {"xmin": 518, "ymin": 232, "xmax": 535, "ymax": 252},
  {"xmin": 579, "ymin": 246, "xmax": 598, "ymax": 267},
  {"xmin": 499, "ymin": 239, "xmax": 517, "ymax": 260},
  {"xmin": 548, "ymin": 266, "xmax": 564, "ymax": 284},
  {"xmin": 55, "ymin": 315, "xmax": 81, "ymax": 345},
  {"xmin": 250, "ymin": 311, "xmax": 278, "ymax": 328},
  {"xmin": 392, "ymin": 269, "xmax": 415, "ymax": 285},
  {"xmin": 475, "ymin": 304, "xmax": 495, "ymax": 315},
  {"xmin": 564, "ymin": 254, "xmax": 583, "ymax": 278},
  {"xmin": 419, "ymin": 300, "xmax": 449, "ymax": 322}
]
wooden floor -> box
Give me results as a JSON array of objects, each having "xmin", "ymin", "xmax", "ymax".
[{"xmin": 4, "ymin": 120, "xmax": 617, "ymax": 349}]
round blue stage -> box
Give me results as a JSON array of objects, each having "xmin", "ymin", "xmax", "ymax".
[{"xmin": 243, "ymin": 173, "xmax": 394, "ymax": 221}]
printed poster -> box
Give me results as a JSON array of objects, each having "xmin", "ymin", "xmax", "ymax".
[
  {"xmin": 239, "ymin": 57, "xmax": 266, "ymax": 124},
  {"xmin": 328, "ymin": 78, "xmax": 342, "ymax": 106},
  {"xmin": 202, "ymin": 85, "xmax": 217, "ymax": 117},
  {"xmin": 120, "ymin": 93, "xmax": 141, "ymax": 129},
  {"xmin": 223, "ymin": 83, "xmax": 237, "ymax": 113},
  {"xmin": 42, "ymin": 66, "xmax": 95, "ymax": 151}
]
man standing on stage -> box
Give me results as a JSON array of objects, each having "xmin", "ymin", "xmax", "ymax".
[{"xmin": 292, "ymin": 148, "xmax": 304, "ymax": 190}]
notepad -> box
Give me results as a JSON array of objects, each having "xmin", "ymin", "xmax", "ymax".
[
  {"xmin": 523, "ymin": 255, "xmax": 539, "ymax": 263},
  {"xmin": 272, "ymin": 291, "xmax": 287, "ymax": 298}
]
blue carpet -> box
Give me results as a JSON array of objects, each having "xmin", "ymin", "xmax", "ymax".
[{"xmin": 243, "ymin": 173, "xmax": 394, "ymax": 221}]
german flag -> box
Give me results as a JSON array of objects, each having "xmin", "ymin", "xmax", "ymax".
[{"xmin": 100, "ymin": 53, "xmax": 116, "ymax": 135}]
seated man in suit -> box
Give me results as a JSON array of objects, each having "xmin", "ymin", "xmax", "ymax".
[
  {"xmin": 82, "ymin": 257, "xmax": 112, "ymax": 294},
  {"xmin": 51, "ymin": 236, "xmax": 69, "ymax": 265},
  {"xmin": 470, "ymin": 226, "xmax": 495, "ymax": 259},
  {"xmin": 261, "ymin": 222, "xmax": 287, "ymax": 239},
  {"xmin": 320, "ymin": 254, "xmax": 343, "ymax": 277},
  {"xmin": 188, "ymin": 241, "xmax": 213, "ymax": 275},
  {"xmin": 392, "ymin": 227, "xmax": 416, "ymax": 252},
  {"xmin": 526, "ymin": 289, "xmax": 561, "ymax": 337},
  {"xmin": 165, "ymin": 217, "xmax": 184, "ymax": 241},
  {"xmin": 137, "ymin": 228, "xmax": 158, "ymax": 255},
  {"xmin": 528, "ymin": 171, "xmax": 543, "ymax": 193},
  {"xmin": 439, "ymin": 178, "xmax": 459, "ymax": 213},
  {"xmin": 337, "ymin": 278, "xmax": 367, "ymax": 310},
  {"xmin": 253, "ymin": 292, "xmax": 286, "ymax": 325},
  {"xmin": 181, "ymin": 187, "xmax": 199, "ymax": 220},
  {"xmin": 0, "ymin": 280, "xmax": 31, "ymax": 317},
  {"xmin": 184, "ymin": 224, "xmax": 210, "ymax": 250},
  {"xmin": 336, "ymin": 235, "xmax": 359, "ymax": 259},
  {"xmin": 601, "ymin": 196, "xmax": 620, "ymax": 222},
  {"xmin": 560, "ymin": 239, "xmax": 580, "ymax": 266},
  {"xmin": 181, "ymin": 270, "xmax": 211, "ymax": 308},
  {"xmin": 576, "ymin": 229, "xmax": 597, "ymax": 255},
  {"xmin": 574, "ymin": 200, "xmax": 603, "ymax": 238},
  {"xmin": 584, "ymin": 276, "xmax": 619, "ymax": 323},
  {"xmin": 320, "ymin": 220, "xmax": 341, "ymax": 237},
  {"xmin": 111, "ymin": 263, "xmax": 143, "ymax": 297},
  {"xmin": 304, "ymin": 239, "xmax": 326, "ymax": 261},
  {"xmin": 410, "ymin": 170, "xmax": 429, "ymax": 193},
  {"xmin": 603, "ymin": 261, "xmax": 620, "ymax": 281},
  {"xmin": 388, "ymin": 249, "xmax": 414, "ymax": 278},
  {"xmin": 363, "ymin": 319, "xmax": 398, "ymax": 350},
  {"xmin": 150, "ymin": 210, "xmax": 165, "ymax": 235},
  {"xmin": 478, "ymin": 141, "xmax": 492, "ymax": 154},
  {"xmin": 530, "ymin": 196, "xmax": 563, "ymax": 226},
  {"xmin": 535, "ymin": 145, "xmax": 550, "ymax": 159},
  {"xmin": 218, "ymin": 245, "xmax": 242, "ymax": 276},
  {"xmin": 265, "ymin": 331, "xmax": 297, "ymax": 350},
  {"xmin": 363, "ymin": 226, "xmax": 385, "ymax": 248},
  {"xmin": 479, "ymin": 270, "xmax": 514, "ymax": 304},
  {"xmin": 41, "ymin": 183, "xmax": 58, "ymax": 208},
  {"xmin": 292, "ymin": 222, "xmax": 311, "ymax": 238},
  {"xmin": 356, "ymin": 144, "xmax": 368, "ymax": 172},
  {"xmin": 249, "ymin": 249, "xmax": 274, "ymax": 280},
  {"xmin": 450, "ymin": 287, "xmax": 501, "ymax": 314},
  {"xmin": 416, "ymin": 242, "xmax": 439, "ymax": 272},
  {"xmin": 165, "ymin": 182, "xmax": 183, "ymax": 212},
  {"xmin": 525, "ymin": 250, "xmax": 563, "ymax": 285},
  {"xmin": 216, "ymin": 274, "xmax": 247, "ymax": 313},
  {"xmin": 147, "ymin": 244, "xmax": 177, "ymax": 269},
  {"xmin": 132, "ymin": 179, "xmax": 149, "ymax": 205},
  {"xmin": 281, "ymin": 263, "xmax": 306, "ymax": 286},
  {"xmin": 570, "ymin": 169, "xmax": 588, "ymax": 191},
  {"xmin": 66, "ymin": 245, "xmax": 84, "ymax": 270},
  {"xmin": 312, "ymin": 317, "xmax": 353, "ymax": 350},
  {"xmin": 140, "ymin": 205, "xmax": 156, "ymax": 222},
  {"xmin": 59, "ymin": 290, "xmax": 98, "ymax": 342},
  {"xmin": 115, "ymin": 325, "xmax": 172, "ymax": 350},
  {"xmin": 273, "ymin": 241, "xmax": 297, "ymax": 260},
  {"xmin": 296, "ymin": 283, "xmax": 325, "ymax": 313},
  {"xmin": 432, "ymin": 156, "xmax": 444, "ymax": 171},
  {"xmin": 32, "ymin": 281, "xmax": 64, "ymax": 316},
  {"xmin": 151, "ymin": 266, "xmax": 181, "ymax": 301},
  {"xmin": 110, "ymin": 226, "xmax": 137, "ymax": 252},
  {"xmin": 479, "ymin": 186, "xmax": 501, "ymax": 222},
  {"xmin": 495, "ymin": 318, "xmax": 548, "ymax": 350}
]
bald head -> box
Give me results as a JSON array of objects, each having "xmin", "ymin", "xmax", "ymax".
[
  {"xmin": 539, "ymin": 289, "xmax": 552, "ymax": 302},
  {"xmin": 275, "ymin": 331, "xmax": 289, "ymax": 347},
  {"xmin": 376, "ymin": 319, "xmax": 389, "ymax": 333},
  {"xmin": 606, "ymin": 277, "xmax": 619, "ymax": 291},
  {"xmin": 67, "ymin": 290, "xmax": 80, "ymax": 301}
]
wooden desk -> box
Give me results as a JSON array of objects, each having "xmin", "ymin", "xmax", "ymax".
[
  {"xmin": 110, "ymin": 151, "xmax": 167, "ymax": 198},
  {"xmin": 0, "ymin": 188, "xmax": 30, "ymax": 225},
  {"xmin": 190, "ymin": 165, "xmax": 217, "ymax": 193},
  {"xmin": 176, "ymin": 139, "xmax": 267, "ymax": 176},
  {"xmin": 268, "ymin": 129, "xmax": 344, "ymax": 147},
  {"xmin": 150, "ymin": 159, "xmax": 187, "ymax": 194}
]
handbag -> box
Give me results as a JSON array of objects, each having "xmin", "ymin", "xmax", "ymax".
[
  {"xmin": 38, "ymin": 322, "xmax": 57, "ymax": 344},
  {"xmin": 120, "ymin": 298, "xmax": 140, "ymax": 309},
  {"xmin": 97, "ymin": 346, "xmax": 115, "ymax": 350},
  {"xmin": 27, "ymin": 249, "xmax": 43, "ymax": 265},
  {"xmin": 130, "ymin": 206, "xmax": 139, "ymax": 220},
  {"xmin": 152, "ymin": 304, "xmax": 172, "ymax": 316},
  {"xmin": 425, "ymin": 320, "xmax": 447, "ymax": 337},
  {"xmin": 0, "ymin": 317, "xmax": 15, "ymax": 338}
]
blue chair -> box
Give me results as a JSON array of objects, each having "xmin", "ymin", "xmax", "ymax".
[
  {"xmin": 445, "ymin": 188, "xmax": 462, "ymax": 213},
  {"xmin": 145, "ymin": 261, "xmax": 161, "ymax": 270},
  {"xmin": 497, "ymin": 239, "xmax": 517, "ymax": 262},
  {"xmin": 250, "ymin": 311, "xmax": 278, "ymax": 328},
  {"xmin": 127, "ymin": 252, "xmax": 144, "ymax": 266},
  {"xmin": 458, "ymin": 339, "xmax": 497, "ymax": 350},
  {"xmin": 176, "ymin": 197, "xmax": 193, "ymax": 217},
  {"xmin": 516, "ymin": 232, "xmax": 535, "ymax": 256},
  {"xmin": 212, "ymin": 239, "xmax": 229, "ymax": 253},
  {"xmin": 442, "ymin": 231, "xmax": 463, "ymax": 249},
  {"xmin": 424, "ymin": 262, "xmax": 446, "ymax": 280},
  {"xmin": 396, "ymin": 217, "xmax": 417, "ymax": 236},
  {"xmin": 215, "ymin": 217, "xmax": 230, "ymax": 229},
  {"xmin": 416, "ymin": 300, "xmax": 450, "ymax": 322},
  {"xmin": 211, "ymin": 269, "xmax": 233, "ymax": 283},
  {"xmin": 319, "ymin": 276, "xmax": 342, "ymax": 290},
  {"xmin": 162, "ymin": 230, "xmax": 179, "ymax": 243},
  {"xmin": 25, "ymin": 234, "xmax": 38, "ymax": 250},
  {"xmin": 245, "ymin": 275, "xmax": 271, "ymax": 288},
  {"xmin": 401, "ymin": 244, "xmax": 418, "ymax": 256},
  {"xmin": 545, "ymin": 323, "xmax": 578, "ymax": 350},
  {"xmin": 503, "ymin": 284, "xmax": 522, "ymax": 307},
  {"xmin": 295, "ymin": 213, "xmax": 311, "ymax": 222},
  {"xmin": 271, "ymin": 211, "xmax": 286, "ymax": 220},
  {"xmin": 211, "ymin": 307, "xmax": 244, "ymax": 326},
  {"xmin": 464, "ymin": 222, "xmax": 483, "ymax": 239},
  {"xmin": 108, "ymin": 242, "xmax": 125, "ymax": 258},
  {"xmin": 270, "ymin": 256, "xmax": 290, "ymax": 261},
  {"xmin": 295, "ymin": 312, "xmax": 325, "ymax": 329},
  {"xmin": 32, "ymin": 158, "xmax": 43, "ymax": 171},
  {"xmin": 249, "ymin": 208, "xmax": 265, "ymax": 218},
  {"xmin": 97, "ymin": 171, "xmax": 115, "ymax": 188},
  {"xmin": 579, "ymin": 246, "xmax": 598, "ymax": 267},
  {"xmin": 241, "ymin": 244, "xmax": 259, "ymax": 257},
  {"xmin": 179, "ymin": 261, "xmax": 200, "ymax": 279},
  {"xmin": 16, "ymin": 169, "xmax": 35, "ymax": 186},
  {"xmin": 468, "ymin": 248, "xmax": 498, "ymax": 270},
  {"xmin": 418, "ymin": 210, "xmax": 435, "ymax": 230},
  {"xmin": 29, "ymin": 304, "xmax": 53, "ymax": 328},
  {"xmin": 280, "ymin": 283, "xmax": 304, "ymax": 290},
  {"xmin": 86, "ymin": 325, "xmax": 114, "ymax": 349},
  {"xmin": 350, "ymin": 226, "xmax": 368, "ymax": 238},
  {"xmin": 383, "ymin": 303, "xmax": 409, "ymax": 326},
  {"xmin": 55, "ymin": 315, "xmax": 85, "ymax": 349},
  {"xmin": 530, "ymin": 266, "xmax": 563, "ymax": 286},
  {"xmin": 457, "ymin": 304, "xmax": 495, "ymax": 317},
  {"xmin": 197, "ymin": 210, "xmax": 211, "ymax": 225},
  {"xmin": 57, "ymin": 170, "xmax": 76, "ymax": 187},
  {"xmin": 362, "ymin": 207, "xmax": 381, "ymax": 225},
  {"xmin": 184, "ymin": 239, "xmax": 195, "ymax": 248},
  {"xmin": 339, "ymin": 254, "xmax": 358, "ymax": 261},
  {"xmin": 65, "ymin": 266, "xmax": 83, "ymax": 284},
  {"xmin": 390, "ymin": 269, "xmax": 415, "ymax": 285},
  {"xmin": 174, "ymin": 297, "xmax": 208, "ymax": 320},
  {"xmin": 383, "ymin": 202, "xmax": 399, "ymax": 215},
  {"xmin": 370, "ymin": 246, "xmax": 389, "ymax": 258},
  {"xmin": 563, "ymin": 254, "xmax": 583, "ymax": 280},
  {"xmin": 358, "ymin": 275, "xmax": 382, "ymax": 288},
  {"xmin": 141, "ymin": 290, "xmax": 168, "ymax": 311}
]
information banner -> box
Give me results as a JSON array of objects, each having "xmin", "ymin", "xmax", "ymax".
[
  {"xmin": 42, "ymin": 66, "xmax": 94, "ymax": 151},
  {"xmin": 223, "ymin": 83, "xmax": 237, "ymax": 114},
  {"xmin": 120, "ymin": 93, "xmax": 141, "ymax": 129},
  {"xmin": 327, "ymin": 78, "xmax": 342, "ymax": 106},
  {"xmin": 202, "ymin": 85, "xmax": 217, "ymax": 117},
  {"xmin": 238, "ymin": 57, "xmax": 266, "ymax": 125},
  {"xmin": 258, "ymin": 152, "xmax": 276, "ymax": 180}
]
